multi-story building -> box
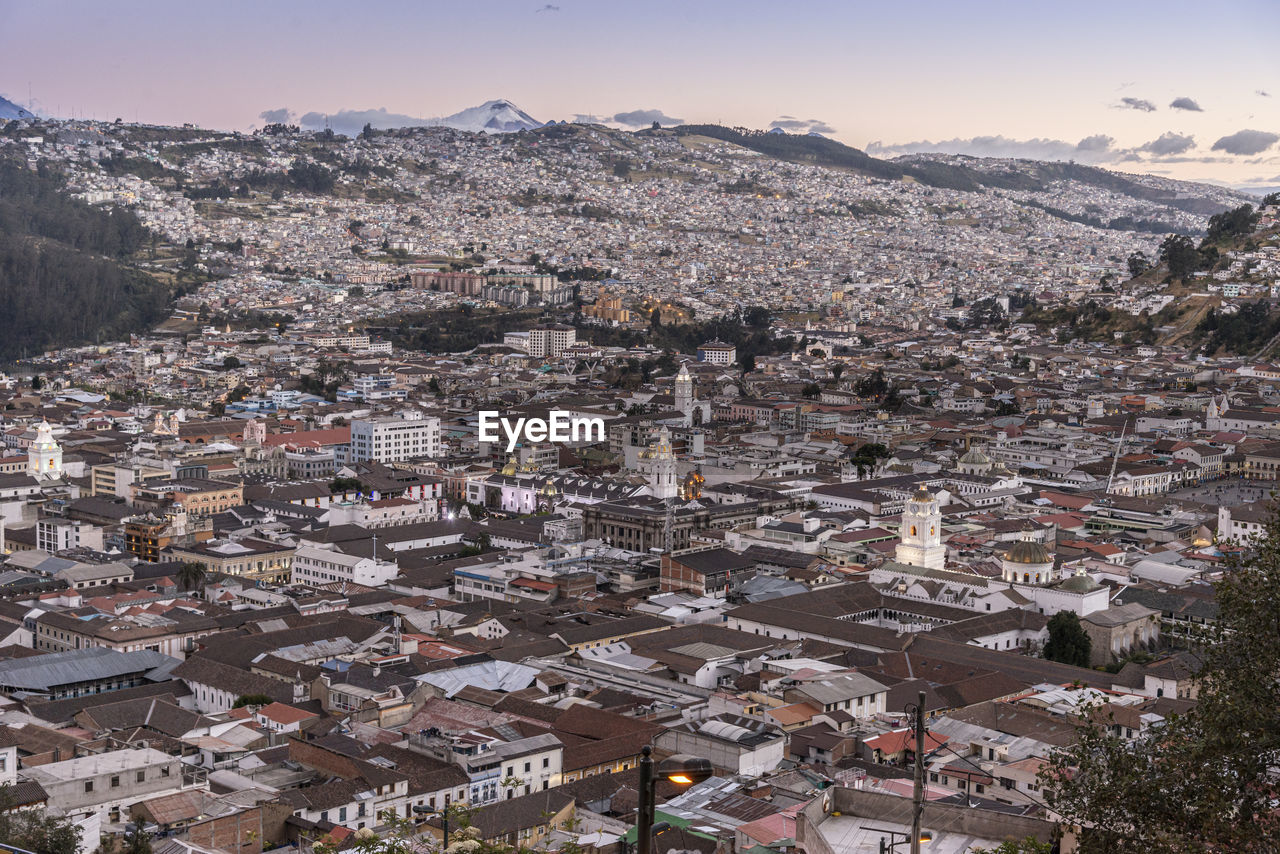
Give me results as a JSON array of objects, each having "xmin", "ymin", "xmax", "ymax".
[
  {"xmin": 697, "ymin": 340, "xmax": 737, "ymax": 365},
  {"xmin": 293, "ymin": 543, "xmax": 400, "ymax": 587},
  {"xmin": 526, "ymin": 326, "xmax": 576, "ymax": 358},
  {"xmin": 36, "ymin": 518, "xmax": 103, "ymax": 554},
  {"xmin": 124, "ymin": 510, "xmax": 213, "ymax": 562},
  {"xmin": 133, "ymin": 478, "xmax": 244, "ymax": 517},
  {"xmin": 21, "ymin": 748, "xmax": 194, "ymax": 824},
  {"xmin": 347, "ymin": 413, "xmax": 441, "ymax": 464},
  {"xmin": 167, "ymin": 538, "xmax": 296, "ymax": 585},
  {"xmin": 90, "ymin": 462, "xmax": 169, "ymax": 499}
]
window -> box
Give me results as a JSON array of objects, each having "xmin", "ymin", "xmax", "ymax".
[
  {"xmin": 84, "ymin": 781, "xmax": 94, "ymax": 793},
  {"xmin": 543, "ymin": 757, "xmax": 550, "ymax": 769},
  {"xmin": 137, "ymin": 770, "xmax": 146, "ymax": 783},
  {"xmin": 111, "ymin": 776, "xmax": 120, "ymax": 788}
]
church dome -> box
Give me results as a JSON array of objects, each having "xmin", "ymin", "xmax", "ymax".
[
  {"xmin": 959, "ymin": 447, "xmax": 990, "ymax": 465},
  {"xmin": 1005, "ymin": 539, "xmax": 1051, "ymax": 565},
  {"xmin": 1058, "ymin": 573, "xmax": 1101, "ymax": 592},
  {"xmin": 911, "ymin": 486, "xmax": 933, "ymax": 502}
]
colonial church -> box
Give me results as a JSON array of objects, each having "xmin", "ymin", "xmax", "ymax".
[
  {"xmin": 882, "ymin": 485, "xmax": 1110, "ymax": 616},
  {"xmin": 26, "ymin": 420, "xmax": 63, "ymax": 481},
  {"xmin": 894, "ymin": 486, "xmax": 946, "ymax": 570}
]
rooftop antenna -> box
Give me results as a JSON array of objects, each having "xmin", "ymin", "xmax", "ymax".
[{"xmin": 1105, "ymin": 418, "xmax": 1130, "ymax": 494}]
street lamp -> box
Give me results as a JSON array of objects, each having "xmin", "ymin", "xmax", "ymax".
[
  {"xmin": 413, "ymin": 805, "xmax": 450, "ymax": 848},
  {"xmin": 867, "ymin": 828, "xmax": 933, "ymax": 852},
  {"xmin": 637, "ymin": 746, "xmax": 713, "ymax": 854}
]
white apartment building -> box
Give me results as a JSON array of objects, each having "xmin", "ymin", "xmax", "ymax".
[
  {"xmin": 37, "ymin": 518, "xmax": 104, "ymax": 554},
  {"xmin": 293, "ymin": 543, "xmax": 400, "ymax": 587},
  {"xmin": 347, "ymin": 413, "xmax": 441, "ymax": 463},
  {"xmin": 697, "ymin": 340, "xmax": 738, "ymax": 365},
  {"xmin": 527, "ymin": 326, "xmax": 576, "ymax": 358}
]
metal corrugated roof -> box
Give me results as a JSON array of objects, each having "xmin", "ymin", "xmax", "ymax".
[{"xmin": 0, "ymin": 647, "xmax": 178, "ymax": 691}]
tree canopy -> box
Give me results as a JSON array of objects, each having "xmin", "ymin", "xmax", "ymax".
[
  {"xmin": 0, "ymin": 784, "xmax": 82, "ymax": 854},
  {"xmin": 1041, "ymin": 507, "xmax": 1280, "ymax": 851},
  {"xmin": 1042, "ymin": 611, "xmax": 1091, "ymax": 667}
]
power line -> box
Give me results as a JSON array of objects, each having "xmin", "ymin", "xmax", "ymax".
[{"xmin": 901, "ymin": 695, "xmax": 1059, "ymax": 817}]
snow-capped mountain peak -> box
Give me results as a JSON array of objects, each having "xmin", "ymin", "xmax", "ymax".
[
  {"xmin": 435, "ymin": 99, "xmax": 541, "ymax": 134},
  {"xmin": 0, "ymin": 96, "xmax": 35, "ymax": 121}
]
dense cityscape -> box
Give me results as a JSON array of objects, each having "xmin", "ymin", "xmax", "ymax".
[{"xmin": 1, "ymin": 28, "xmax": 1280, "ymax": 854}]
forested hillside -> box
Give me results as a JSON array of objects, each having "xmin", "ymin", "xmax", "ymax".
[{"xmin": 0, "ymin": 156, "xmax": 175, "ymax": 359}]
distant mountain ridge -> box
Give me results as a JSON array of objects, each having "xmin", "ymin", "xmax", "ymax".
[
  {"xmin": 301, "ymin": 99, "xmax": 543, "ymax": 136},
  {"xmin": 665, "ymin": 124, "xmax": 1244, "ymax": 228}
]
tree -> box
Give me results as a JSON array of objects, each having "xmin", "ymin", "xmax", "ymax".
[
  {"xmin": 848, "ymin": 442, "xmax": 891, "ymax": 477},
  {"xmin": 1159, "ymin": 234, "xmax": 1199, "ymax": 280},
  {"xmin": 232, "ymin": 693, "xmax": 274, "ymax": 709},
  {"xmin": 830, "ymin": 363, "xmax": 845, "ymax": 382},
  {"xmin": 1042, "ymin": 507, "xmax": 1280, "ymax": 851},
  {"xmin": 854, "ymin": 369, "xmax": 889, "ymax": 399},
  {"xmin": 0, "ymin": 784, "xmax": 82, "ymax": 854},
  {"xmin": 802, "ymin": 382, "xmax": 821, "ymax": 398},
  {"xmin": 122, "ymin": 822, "xmax": 154, "ymax": 854},
  {"xmin": 971, "ymin": 838, "xmax": 1051, "ymax": 854},
  {"xmin": 222, "ymin": 355, "xmax": 241, "ymax": 370},
  {"xmin": 361, "ymin": 122, "xmax": 374, "ymax": 140},
  {"xmin": 743, "ymin": 305, "xmax": 771, "ymax": 328},
  {"xmin": 738, "ymin": 353, "xmax": 756, "ymax": 374},
  {"xmin": 177, "ymin": 561, "xmax": 207, "ymax": 593},
  {"xmin": 1044, "ymin": 504, "xmax": 1280, "ymax": 850},
  {"xmin": 1042, "ymin": 611, "xmax": 1090, "ymax": 666},
  {"xmin": 1127, "ymin": 251, "xmax": 1150, "ymax": 279},
  {"xmin": 1202, "ymin": 203, "xmax": 1258, "ymax": 245},
  {"xmin": 330, "ymin": 476, "xmax": 363, "ymax": 494}
]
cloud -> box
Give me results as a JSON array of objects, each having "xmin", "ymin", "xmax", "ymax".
[
  {"xmin": 1258, "ymin": 90, "xmax": 1271, "ymax": 97},
  {"xmin": 1076, "ymin": 134, "xmax": 1114, "ymax": 152},
  {"xmin": 1169, "ymin": 97, "xmax": 1203, "ymax": 112},
  {"xmin": 768, "ymin": 117, "xmax": 837, "ymax": 134},
  {"xmin": 258, "ymin": 108, "xmax": 294, "ymax": 124},
  {"xmin": 572, "ymin": 113, "xmax": 608, "ymax": 124},
  {"xmin": 867, "ymin": 134, "xmax": 1119, "ymax": 164},
  {"xmin": 1118, "ymin": 97, "xmax": 1157, "ymax": 112},
  {"xmin": 1137, "ymin": 131, "xmax": 1196, "ymax": 156},
  {"xmin": 612, "ymin": 109, "xmax": 683, "ymax": 127},
  {"xmin": 1211, "ymin": 129, "xmax": 1280, "ymax": 155},
  {"xmin": 535, "ymin": 3, "xmax": 560, "ymax": 10},
  {"xmin": 298, "ymin": 107, "xmax": 437, "ymax": 136}
]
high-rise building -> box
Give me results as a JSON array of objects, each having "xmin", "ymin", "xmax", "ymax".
[{"xmin": 527, "ymin": 326, "xmax": 576, "ymax": 358}]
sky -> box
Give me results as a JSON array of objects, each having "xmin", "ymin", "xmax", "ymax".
[{"xmin": 2, "ymin": 0, "xmax": 1278, "ymax": 188}]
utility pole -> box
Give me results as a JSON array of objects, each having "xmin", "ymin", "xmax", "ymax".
[
  {"xmin": 638, "ymin": 746, "xmax": 655, "ymax": 854},
  {"xmin": 911, "ymin": 690, "xmax": 926, "ymax": 854}
]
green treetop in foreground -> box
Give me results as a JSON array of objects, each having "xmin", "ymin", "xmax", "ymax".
[{"xmin": 1041, "ymin": 507, "xmax": 1280, "ymax": 852}]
